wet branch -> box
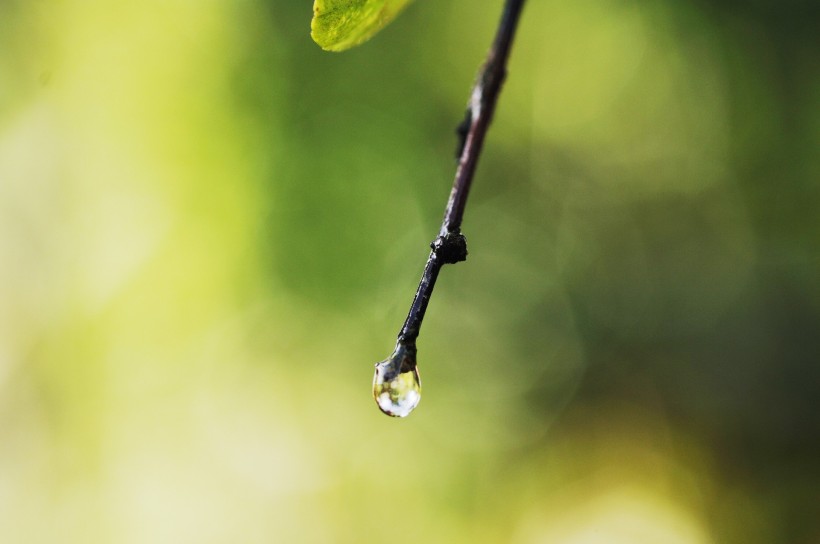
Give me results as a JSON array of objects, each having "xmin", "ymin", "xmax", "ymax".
[{"xmin": 396, "ymin": 0, "xmax": 527, "ymax": 348}]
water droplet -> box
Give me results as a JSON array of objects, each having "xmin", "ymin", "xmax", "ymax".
[{"xmin": 373, "ymin": 343, "xmax": 421, "ymax": 417}]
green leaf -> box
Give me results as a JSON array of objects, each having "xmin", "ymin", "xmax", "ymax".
[{"xmin": 311, "ymin": 0, "xmax": 414, "ymax": 52}]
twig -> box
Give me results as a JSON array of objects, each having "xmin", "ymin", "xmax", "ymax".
[{"xmin": 396, "ymin": 0, "xmax": 526, "ymax": 348}]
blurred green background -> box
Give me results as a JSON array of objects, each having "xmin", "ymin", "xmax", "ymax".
[{"xmin": 1, "ymin": 1, "xmax": 819, "ymax": 542}]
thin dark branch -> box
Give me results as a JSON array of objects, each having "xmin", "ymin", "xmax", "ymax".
[
  {"xmin": 396, "ymin": 0, "xmax": 526, "ymax": 348},
  {"xmin": 443, "ymin": 0, "xmax": 526, "ymax": 234}
]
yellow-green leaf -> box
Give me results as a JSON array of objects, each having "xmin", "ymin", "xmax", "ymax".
[{"xmin": 311, "ymin": 0, "xmax": 414, "ymax": 52}]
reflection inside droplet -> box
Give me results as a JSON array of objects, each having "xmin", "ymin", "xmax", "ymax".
[{"xmin": 373, "ymin": 343, "xmax": 421, "ymax": 417}]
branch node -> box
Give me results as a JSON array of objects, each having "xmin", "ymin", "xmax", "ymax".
[
  {"xmin": 455, "ymin": 109, "xmax": 472, "ymax": 160},
  {"xmin": 431, "ymin": 231, "xmax": 468, "ymax": 264}
]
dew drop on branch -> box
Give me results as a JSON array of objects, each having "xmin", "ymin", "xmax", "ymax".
[{"xmin": 372, "ymin": 343, "xmax": 421, "ymax": 418}]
